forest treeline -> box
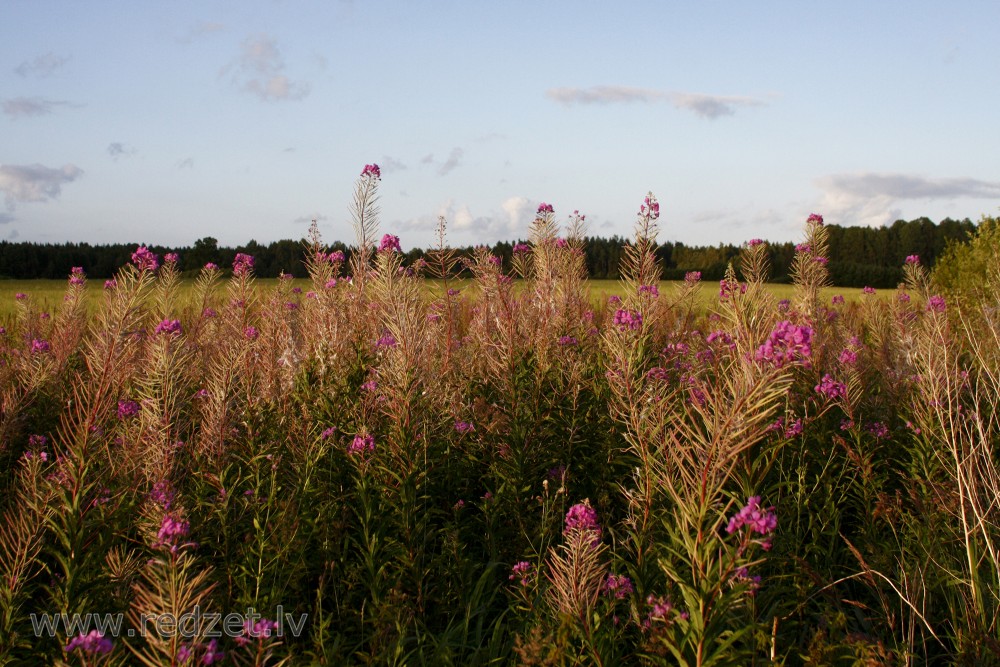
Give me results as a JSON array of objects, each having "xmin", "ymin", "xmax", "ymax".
[{"xmin": 0, "ymin": 216, "xmax": 976, "ymax": 287}]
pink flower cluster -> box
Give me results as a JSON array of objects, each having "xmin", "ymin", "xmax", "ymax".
[
  {"xmin": 156, "ymin": 514, "xmax": 192, "ymax": 552},
  {"xmin": 613, "ymin": 309, "xmax": 642, "ymax": 331},
  {"xmin": 685, "ymin": 271, "xmax": 701, "ymax": 283},
  {"xmin": 638, "ymin": 284, "xmax": 659, "ymax": 298},
  {"xmin": 378, "ymin": 234, "xmax": 401, "ymax": 253},
  {"xmin": 927, "ymin": 295, "xmax": 946, "ymax": 312},
  {"xmin": 375, "ymin": 333, "xmax": 398, "ymax": 348},
  {"xmin": 807, "ymin": 213, "xmax": 824, "ymax": 225},
  {"xmin": 117, "ymin": 400, "xmax": 140, "ymax": 419},
  {"xmin": 235, "ymin": 619, "xmax": 278, "ymax": 646},
  {"xmin": 177, "ymin": 639, "xmax": 224, "ymax": 664},
  {"xmin": 536, "ymin": 203, "xmax": 554, "ymax": 215},
  {"xmin": 349, "ymin": 434, "xmax": 375, "ymax": 455},
  {"xmin": 639, "ymin": 194, "xmax": 660, "ymax": 220},
  {"xmin": 564, "ymin": 502, "xmax": 601, "ymax": 543},
  {"xmin": 454, "ymin": 420, "xmax": 475, "ymax": 434},
  {"xmin": 131, "ymin": 246, "xmax": 160, "ymax": 272},
  {"xmin": 814, "ymin": 374, "xmax": 847, "ymax": 400},
  {"xmin": 64, "ymin": 630, "xmax": 113, "ymax": 655},
  {"xmin": 69, "ymin": 266, "xmax": 85, "ymax": 286},
  {"xmin": 512, "ymin": 243, "xmax": 531, "ymax": 255},
  {"xmin": 164, "ymin": 252, "xmax": 179, "ymax": 265},
  {"xmin": 603, "ymin": 573, "xmax": 634, "ymax": 599},
  {"xmin": 905, "ymin": 255, "xmax": 920, "ymax": 265},
  {"xmin": 233, "ymin": 253, "xmax": 255, "ymax": 277},
  {"xmin": 726, "ymin": 496, "xmax": 777, "ymax": 536},
  {"xmin": 29, "ymin": 338, "xmax": 50, "ymax": 355},
  {"xmin": 509, "ymin": 561, "xmax": 533, "ymax": 586},
  {"xmin": 155, "ymin": 318, "xmax": 182, "ymax": 336},
  {"xmin": 361, "ymin": 163, "xmax": 381, "ymax": 179},
  {"xmin": 755, "ymin": 321, "xmax": 813, "ymax": 368}
]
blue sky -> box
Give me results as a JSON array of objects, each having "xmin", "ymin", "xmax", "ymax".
[{"xmin": 2, "ymin": 1, "xmax": 999, "ymax": 250}]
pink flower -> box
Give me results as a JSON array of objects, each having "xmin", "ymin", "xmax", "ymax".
[
  {"xmin": 807, "ymin": 213, "xmax": 824, "ymax": 225},
  {"xmin": 155, "ymin": 514, "xmax": 192, "ymax": 551},
  {"xmin": 243, "ymin": 326, "xmax": 259, "ymax": 340},
  {"xmin": 603, "ymin": 574, "xmax": 634, "ymax": 599},
  {"xmin": 512, "ymin": 243, "xmax": 531, "ymax": 255},
  {"xmin": 155, "ymin": 318, "xmax": 182, "ymax": 336},
  {"xmin": 117, "ymin": 400, "xmax": 140, "ymax": 419},
  {"xmin": 378, "ymin": 234, "xmax": 401, "ymax": 253},
  {"xmin": 164, "ymin": 252, "xmax": 179, "ymax": 265},
  {"xmin": 905, "ymin": 255, "xmax": 920, "ymax": 265},
  {"xmin": 509, "ymin": 561, "xmax": 533, "ymax": 586},
  {"xmin": 726, "ymin": 496, "xmax": 777, "ymax": 535},
  {"xmin": 748, "ymin": 238, "xmax": 765, "ymax": 247},
  {"xmin": 685, "ymin": 271, "xmax": 701, "ymax": 283},
  {"xmin": 814, "ymin": 374, "xmax": 847, "ymax": 400},
  {"xmin": 132, "ymin": 246, "xmax": 160, "ymax": 272},
  {"xmin": 838, "ymin": 347, "xmax": 858, "ymax": 365},
  {"xmin": 65, "ymin": 630, "xmax": 113, "ymax": 655},
  {"xmin": 361, "ymin": 163, "xmax": 381, "ymax": 179},
  {"xmin": 564, "ymin": 501, "xmax": 601, "ymax": 543},
  {"xmin": 613, "ymin": 309, "xmax": 642, "ymax": 331},
  {"xmin": 375, "ymin": 333, "xmax": 397, "ymax": 348},
  {"xmin": 454, "ymin": 421, "xmax": 475, "ymax": 434},
  {"xmin": 204, "ymin": 262, "xmax": 219, "ymax": 271},
  {"xmin": 537, "ymin": 202, "xmax": 554, "ymax": 215},
  {"xmin": 927, "ymin": 295, "xmax": 946, "ymax": 312},
  {"xmin": 232, "ymin": 253, "xmax": 255, "ymax": 277},
  {"xmin": 862, "ymin": 286, "xmax": 876, "ymax": 295},
  {"xmin": 755, "ymin": 321, "xmax": 813, "ymax": 368},
  {"xmin": 348, "ymin": 434, "xmax": 375, "ymax": 455},
  {"xmin": 29, "ymin": 338, "xmax": 50, "ymax": 355},
  {"xmin": 639, "ymin": 193, "xmax": 660, "ymax": 220},
  {"xmin": 68, "ymin": 266, "xmax": 85, "ymax": 286},
  {"xmin": 638, "ymin": 284, "xmax": 659, "ymax": 298},
  {"xmin": 831, "ymin": 294, "xmax": 845, "ymax": 305}
]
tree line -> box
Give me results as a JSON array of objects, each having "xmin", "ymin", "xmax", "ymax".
[{"xmin": 0, "ymin": 216, "xmax": 976, "ymax": 288}]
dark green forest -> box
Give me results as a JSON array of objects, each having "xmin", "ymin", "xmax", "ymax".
[{"xmin": 0, "ymin": 216, "xmax": 975, "ymax": 287}]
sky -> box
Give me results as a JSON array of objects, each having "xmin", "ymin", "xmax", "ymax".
[{"xmin": 2, "ymin": 1, "xmax": 1000, "ymax": 251}]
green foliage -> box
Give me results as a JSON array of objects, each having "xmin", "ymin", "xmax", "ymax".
[{"xmin": 932, "ymin": 214, "xmax": 1000, "ymax": 302}]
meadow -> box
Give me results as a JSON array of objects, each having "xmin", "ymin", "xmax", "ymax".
[
  {"xmin": 1, "ymin": 172, "xmax": 997, "ymax": 666},
  {"xmin": 0, "ymin": 279, "xmax": 847, "ymax": 322}
]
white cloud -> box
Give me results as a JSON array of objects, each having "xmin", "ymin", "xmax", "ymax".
[
  {"xmin": 107, "ymin": 142, "xmax": 136, "ymax": 160},
  {"xmin": 438, "ymin": 147, "xmax": 464, "ymax": 176},
  {"xmin": 546, "ymin": 85, "xmax": 766, "ymax": 119},
  {"xmin": 815, "ymin": 172, "xmax": 1000, "ymax": 227},
  {"xmin": 381, "ymin": 156, "xmax": 406, "ymax": 173},
  {"xmin": 225, "ymin": 35, "xmax": 310, "ymax": 101},
  {"xmin": 0, "ymin": 163, "xmax": 83, "ymax": 209},
  {"xmin": 2, "ymin": 97, "xmax": 75, "ymax": 118},
  {"xmin": 14, "ymin": 53, "xmax": 70, "ymax": 77},
  {"xmin": 293, "ymin": 213, "xmax": 328, "ymax": 224},
  {"xmin": 390, "ymin": 195, "xmax": 539, "ymax": 244}
]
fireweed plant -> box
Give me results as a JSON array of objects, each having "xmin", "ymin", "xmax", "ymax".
[{"xmin": 0, "ymin": 166, "xmax": 998, "ymax": 665}]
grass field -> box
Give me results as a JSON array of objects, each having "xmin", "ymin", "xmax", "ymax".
[{"xmin": 0, "ymin": 277, "xmax": 867, "ymax": 323}]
